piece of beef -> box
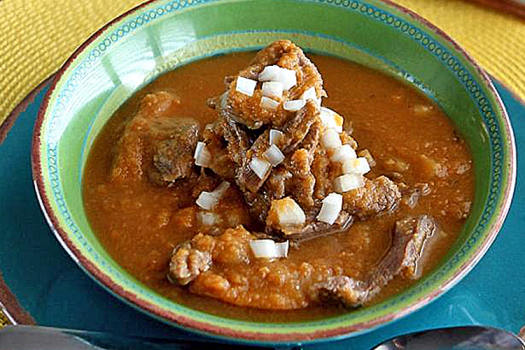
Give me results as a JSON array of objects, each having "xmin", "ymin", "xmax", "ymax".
[
  {"xmin": 283, "ymin": 119, "xmax": 321, "ymax": 210},
  {"xmin": 168, "ymin": 226, "xmax": 252, "ymax": 285},
  {"xmin": 110, "ymin": 91, "xmax": 201, "ymax": 185},
  {"xmin": 201, "ymin": 120, "xmax": 238, "ymax": 181},
  {"xmin": 149, "ymin": 118, "xmax": 199, "ymax": 185},
  {"xmin": 167, "ymin": 216, "xmax": 435, "ymax": 309},
  {"xmin": 315, "ymin": 215, "xmax": 437, "ymax": 307},
  {"xmin": 168, "ymin": 240, "xmax": 213, "ymax": 285},
  {"xmin": 168, "ymin": 226, "xmax": 336, "ymax": 309},
  {"xmin": 234, "ymin": 102, "xmax": 319, "ymax": 195},
  {"xmin": 283, "ymin": 212, "xmax": 353, "ymax": 245},
  {"xmin": 220, "ymin": 116, "xmax": 251, "ymax": 165},
  {"xmin": 209, "ymin": 40, "xmax": 326, "ymax": 129},
  {"xmin": 343, "ymin": 176, "xmax": 402, "ymax": 220}
]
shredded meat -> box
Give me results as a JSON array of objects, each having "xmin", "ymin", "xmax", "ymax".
[
  {"xmin": 316, "ymin": 215, "xmax": 437, "ymax": 307},
  {"xmin": 168, "ymin": 216, "xmax": 435, "ymax": 309},
  {"xmin": 208, "ymin": 40, "xmax": 326, "ymax": 129}
]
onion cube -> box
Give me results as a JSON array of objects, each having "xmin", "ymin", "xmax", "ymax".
[
  {"xmin": 271, "ymin": 197, "xmax": 306, "ymax": 226},
  {"xmin": 269, "ymin": 129, "xmax": 284, "ymax": 145},
  {"xmin": 258, "ymin": 65, "xmax": 282, "ymax": 82},
  {"xmin": 334, "ymin": 174, "xmax": 365, "ymax": 193},
  {"xmin": 322, "ymin": 128, "xmax": 342, "ymax": 149},
  {"xmin": 250, "ymin": 157, "xmax": 271, "ymax": 179},
  {"xmin": 317, "ymin": 193, "xmax": 343, "ymax": 225},
  {"xmin": 320, "ymin": 107, "xmax": 344, "ymax": 133},
  {"xmin": 262, "ymin": 81, "xmax": 284, "ymax": 99},
  {"xmin": 260, "ymin": 96, "xmax": 280, "ymax": 110},
  {"xmin": 301, "ymin": 87, "xmax": 320, "ymax": 105},
  {"xmin": 212, "ymin": 181, "xmax": 230, "ymax": 197},
  {"xmin": 236, "ymin": 76, "xmax": 257, "ymax": 97},
  {"xmin": 283, "ymin": 99, "xmax": 306, "ymax": 111},
  {"xmin": 280, "ymin": 68, "xmax": 297, "ymax": 90},
  {"xmin": 342, "ymin": 157, "xmax": 371, "ymax": 175},
  {"xmin": 258, "ymin": 65, "xmax": 297, "ymax": 90},
  {"xmin": 196, "ymin": 191, "xmax": 218, "ymax": 210},
  {"xmin": 198, "ymin": 212, "xmax": 217, "ymax": 226},
  {"xmin": 264, "ymin": 144, "xmax": 285, "ymax": 166},
  {"xmin": 331, "ymin": 144, "xmax": 357, "ymax": 163},
  {"xmin": 249, "ymin": 240, "xmax": 289, "ymax": 259},
  {"xmin": 194, "ymin": 142, "xmax": 211, "ymax": 167}
]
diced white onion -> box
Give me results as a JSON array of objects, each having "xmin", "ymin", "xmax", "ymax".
[
  {"xmin": 280, "ymin": 68, "xmax": 297, "ymax": 90},
  {"xmin": 196, "ymin": 191, "xmax": 218, "ymax": 210},
  {"xmin": 264, "ymin": 144, "xmax": 285, "ymax": 166},
  {"xmin": 249, "ymin": 240, "xmax": 289, "ymax": 259},
  {"xmin": 260, "ymin": 96, "xmax": 280, "ymax": 110},
  {"xmin": 258, "ymin": 65, "xmax": 283, "ymax": 82},
  {"xmin": 269, "ymin": 129, "xmax": 284, "ymax": 145},
  {"xmin": 273, "ymin": 197, "xmax": 306, "ymax": 226},
  {"xmin": 194, "ymin": 142, "xmax": 211, "ymax": 167},
  {"xmin": 198, "ymin": 212, "xmax": 217, "ymax": 226},
  {"xmin": 320, "ymin": 107, "xmax": 344, "ymax": 133},
  {"xmin": 250, "ymin": 157, "xmax": 271, "ymax": 179},
  {"xmin": 283, "ymin": 99, "xmax": 306, "ymax": 111},
  {"xmin": 321, "ymin": 128, "xmax": 342, "ymax": 149},
  {"xmin": 236, "ymin": 76, "xmax": 257, "ymax": 97},
  {"xmin": 331, "ymin": 144, "xmax": 357, "ymax": 163},
  {"xmin": 317, "ymin": 193, "xmax": 343, "ymax": 225},
  {"xmin": 258, "ymin": 65, "xmax": 297, "ymax": 90},
  {"xmin": 342, "ymin": 157, "xmax": 371, "ymax": 175},
  {"xmin": 195, "ymin": 182, "xmax": 230, "ymax": 210},
  {"xmin": 334, "ymin": 174, "xmax": 365, "ymax": 193},
  {"xmin": 212, "ymin": 181, "xmax": 230, "ymax": 197},
  {"xmin": 262, "ymin": 81, "xmax": 284, "ymax": 99},
  {"xmin": 301, "ymin": 87, "xmax": 321, "ymax": 106}
]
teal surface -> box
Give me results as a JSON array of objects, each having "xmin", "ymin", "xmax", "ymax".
[{"xmin": 0, "ymin": 80, "xmax": 523, "ymax": 349}]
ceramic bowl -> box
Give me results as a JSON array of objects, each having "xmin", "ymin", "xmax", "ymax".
[{"xmin": 32, "ymin": 0, "xmax": 516, "ymax": 344}]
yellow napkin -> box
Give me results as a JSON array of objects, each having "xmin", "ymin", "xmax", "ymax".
[{"xmin": 1, "ymin": 0, "xmax": 524, "ymax": 140}]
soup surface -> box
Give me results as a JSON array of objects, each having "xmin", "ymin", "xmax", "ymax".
[{"xmin": 83, "ymin": 43, "xmax": 474, "ymax": 322}]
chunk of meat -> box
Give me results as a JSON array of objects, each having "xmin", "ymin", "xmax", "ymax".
[
  {"xmin": 315, "ymin": 215, "xmax": 437, "ymax": 307},
  {"xmin": 168, "ymin": 216, "xmax": 435, "ymax": 309},
  {"xmin": 169, "ymin": 226, "xmax": 339, "ymax": 309},
  {"xmin": 168, "ymin": 227, "xmax": 252, "ymax": 284},
  {"xmin": 201, "ymin": 41, "xmax": 401, "ymax": 243},
  {"xmin": 343, "ymin": 176, "xmax": 401, "ymax": 220},
  {"xmin": 149, "ymin": 118, "xmax": 199, "ymax": 185},
  {"xmin": 209, "ymin": 40, "xmax": 326, "ymax": 129},
  {"xmin": 110, "ymin": 91, "xmax": 200, "ymax": 185},
  {"xmin": 168, "ymin": 240, "xmax": 213, "ymax": 285}
]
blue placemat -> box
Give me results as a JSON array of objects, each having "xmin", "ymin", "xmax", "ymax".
[{"xmin": 0, "ymin": 80, "xmax": 523, "ymax": 349}]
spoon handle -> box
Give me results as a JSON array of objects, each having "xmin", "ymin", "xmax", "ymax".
[
  {"xmin": 373, "ymin": 325, "xmax": 525, "ymax": 350},
  {"xmin": 0, "ymin": 325, "xmax": 267, "ymax": 350}
]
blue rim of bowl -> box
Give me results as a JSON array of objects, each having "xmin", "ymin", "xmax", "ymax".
[{"xmin": 31, "ymin": 0, "xmax": 516, "ymax": 344}]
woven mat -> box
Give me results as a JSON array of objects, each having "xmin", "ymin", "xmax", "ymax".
[
  {"xmin": 0, "ymin": 0, "xmax": 524, "ymax": 324},
  {"xmin": 1, "ymin": 0, "xmax": 525, "ymax": 140}
]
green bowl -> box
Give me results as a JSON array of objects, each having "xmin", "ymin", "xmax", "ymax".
[{"xmin": 32, "ymin": 0, "xmax": 516, "ymax": 344}]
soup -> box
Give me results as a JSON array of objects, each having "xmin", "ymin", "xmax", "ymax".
[{"xmin": 83, "ymin": 41, "xmax": 474, "ymax": 322}]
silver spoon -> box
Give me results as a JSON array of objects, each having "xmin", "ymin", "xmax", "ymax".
[{"xmin": 0, "ymin": 325, "xmax": 524, "ymax": 350}]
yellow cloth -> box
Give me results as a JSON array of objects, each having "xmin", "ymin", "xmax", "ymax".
[
  {"xmin": 0, "ymin": 0, "xmax": 524, "ymax": 132},
  {"xmin": 0, "ymin": 0, "xmax": 524, "ymax": 324},
  {"xmin": 0, "ymin": 311, "xmax": 8, "ymax": 327}
]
